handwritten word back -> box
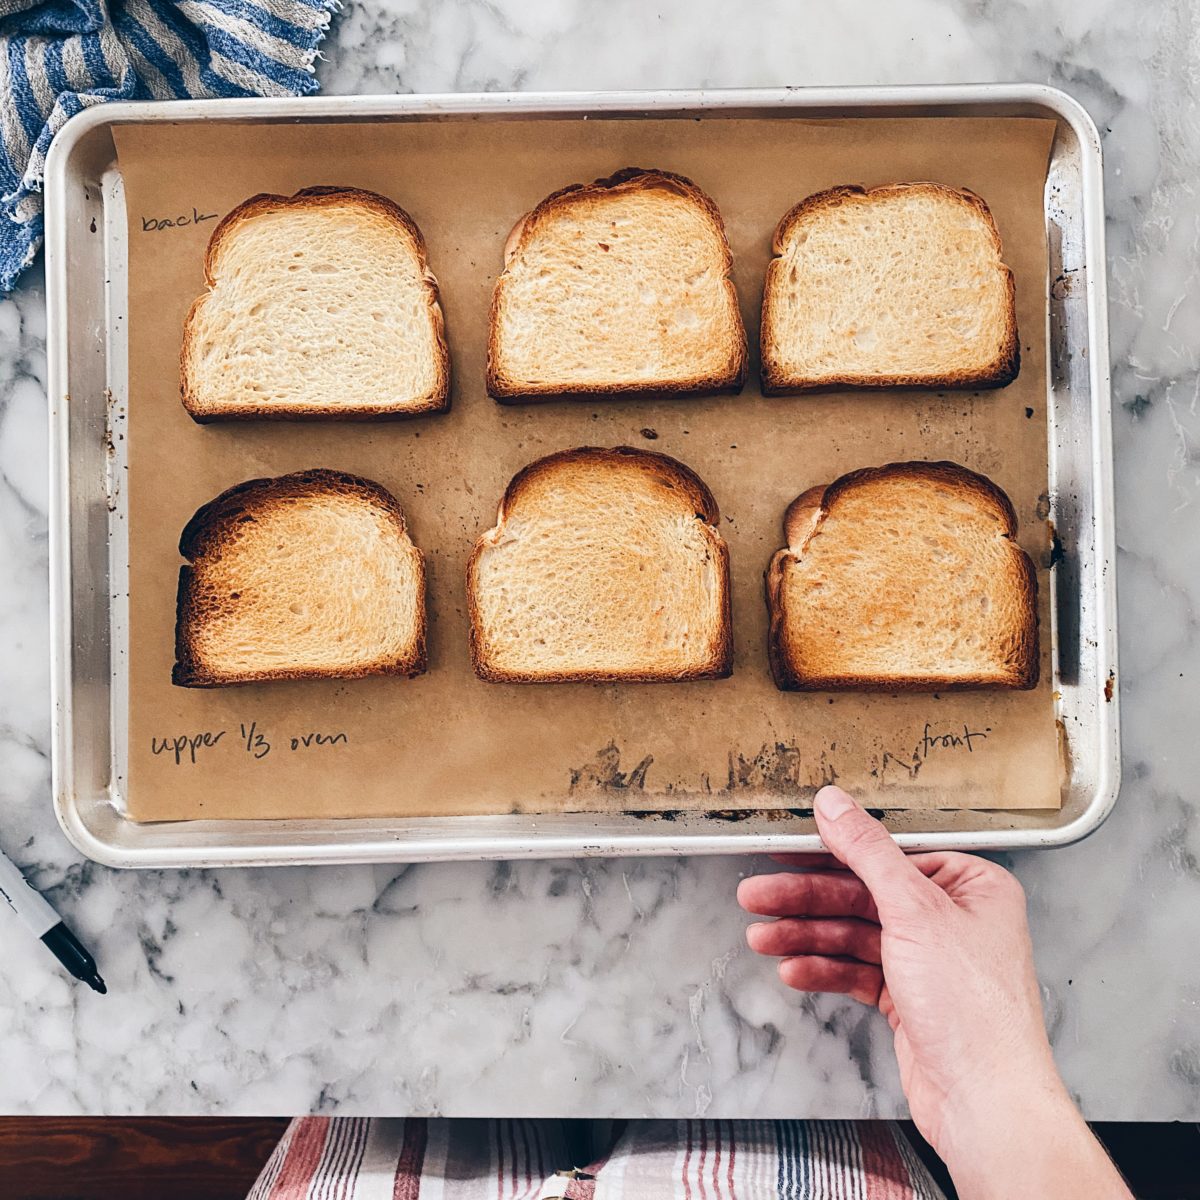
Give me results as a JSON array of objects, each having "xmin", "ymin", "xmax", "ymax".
[{"xmin": 141, "ymin": 207, "xmax": 218, "ymax": 233}]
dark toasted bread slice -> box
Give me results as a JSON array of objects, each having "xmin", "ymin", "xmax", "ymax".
[
  {"xmin": 766, "ymin": 461, "xmax": 1038, "ymax": 691},
  {"xmin": 174, "ymin": 469, "xmax": 426, "ymax": 687}
]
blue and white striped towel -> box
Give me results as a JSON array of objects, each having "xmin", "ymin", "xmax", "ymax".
[{"xmin": 0, "ymin": 0, "xmax": 338, "ymax": 291}]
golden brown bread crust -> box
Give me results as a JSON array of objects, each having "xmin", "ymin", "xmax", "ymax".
[
  {"xmin": 765, "ymin": 461, "xmax": 1039, "ymax": 692},
  {"xmin": 467, "ymin": 446, "xmax": 733, "ymax": 683},
  {"xmin": 174, "ymin": 468, "xmax": 427, "ymax": 687},
  {"xmin": 487, "ymin": 168, "xmax": 749, "ymax": 404},
  {"xmin": 180, "ymin": 187, "xmax": 451, "ymax": 422},
  {"xmin": 760, "ymin": 183, "xmax": 1020, "ymax": 395}
]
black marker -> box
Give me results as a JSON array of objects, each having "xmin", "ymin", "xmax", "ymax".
[{"xmin": 0, "ymin": 845, "xmax": 106, "ymax": 994}]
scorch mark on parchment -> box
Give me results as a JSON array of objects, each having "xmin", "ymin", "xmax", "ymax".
[
  {"xmin": 569, "ymin": 742, "xmax": 654, "ymax": 793},
  {"xmin": 568, "ymin": 740, "xmax": 840, "ymax": 805}
]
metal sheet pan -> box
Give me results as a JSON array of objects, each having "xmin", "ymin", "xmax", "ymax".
[{"xmin": 45, "ymin": 85, "xmax": 1119, "ymax": 867}]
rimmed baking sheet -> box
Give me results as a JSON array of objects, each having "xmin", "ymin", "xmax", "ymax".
[{"xmin": 45, "ymin": 87, "xmax": 1119, "ymax": 865}]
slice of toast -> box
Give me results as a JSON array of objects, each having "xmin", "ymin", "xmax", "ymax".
[
  {"xmin": 468, "ymin": 447, "xmax": 733, "ymax": 682},
  {"xmin": 182, "ymin": 187, "xmax": 450, "ymax": 421},
  {"xmin": 761, "ymin": 183, "xmax": 1019, "ymax": 394},
  {"xmin": 487, "ymin": 168, "xmax": 748, "ymax": 403},
  {"xmin": 174, "ymin": 470, "xmax": 426, "ymax": 687},
  {"xmin": 766, "ymin": 462, "xmax": 1038, "ymax": 691}
]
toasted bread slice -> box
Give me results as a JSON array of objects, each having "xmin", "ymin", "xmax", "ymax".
[
  {"xmin": 766, "ymin": 462, "xmax": 1038, "ymax": 691},
  {"xmin": 182, "ymin": 187, "xmax": 449, "ymax": 421},
  {"xmin": 761, "ymin": 183, "xmax": 1019, "ymax": 393},
  {"xmin": 468, "ymin": 447, "xmax": 732, "ymax": 682},
  {"xmin": 174, "ymin": 470, "xmax": 426, "ymax": 687},
  {"xmin": 488, "ymin": 168, "xmax": 748, "ymax": 403}
]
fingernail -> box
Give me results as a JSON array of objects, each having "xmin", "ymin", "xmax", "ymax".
[{"xmin": 815, "ymin": 785, "xmax": 856, "ymax": 819}]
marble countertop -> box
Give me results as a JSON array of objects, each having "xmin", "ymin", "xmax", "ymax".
[{"xmin": 2, "ymin": 0, "xmax": 1199, "ymax": 1119}]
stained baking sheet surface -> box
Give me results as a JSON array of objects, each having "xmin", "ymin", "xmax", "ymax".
[{"xmin": 112, "ymin": 115, "xmax": 1059, "ymax": 821}]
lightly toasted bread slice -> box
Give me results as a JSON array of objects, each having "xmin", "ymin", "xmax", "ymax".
[
  {"xmin": 182, "ymin": 187, "xmax": 450, "ymax": 421},
  {"xmin": 468, "ymin": 447, "xmax": 733, "ymax": 683},
  {"xmin": 488, "ymin": 168, "xmax": 748, "ymax": 403},
  {"xmin": 766, "ymin": 462, "xmax": 1038, "ymax": 691},
  {"xmin": 761, "ymin": 183, "xmax": 1019, "ymax": 394},
  {"xmin": 173, "ymin": 470, "xmax": 426, "ymax": 687}
]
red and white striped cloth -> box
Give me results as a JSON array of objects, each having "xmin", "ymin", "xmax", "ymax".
[{"xmin": 247, "ymin": 1118, "xmax": 947, "ymax": 1199}]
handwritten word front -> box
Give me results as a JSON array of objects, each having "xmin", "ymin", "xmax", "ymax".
[
  {"xmin": 141, "ymin": 207, "xmax": 218, "ymax": 233},
  {"xmin": 918, "ymin": 722, "xmax": 990, "ymax": 758}
]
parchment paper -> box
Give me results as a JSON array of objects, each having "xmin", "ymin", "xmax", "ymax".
[{"xmin": 114, "ymin": 114, "xmax": 1060, "ymax": 821}]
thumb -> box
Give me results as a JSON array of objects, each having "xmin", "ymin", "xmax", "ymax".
[{"xmin": 814, "ymin": 785, "xmax": 931, "ymax": 920}]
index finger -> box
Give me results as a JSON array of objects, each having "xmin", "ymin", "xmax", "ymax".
[
  {"xmin": 768, "ymin": 853, "xmax": 846, "ymax": 870},
  {"xmin": 737, "ymin": 871, "xmax": 880, "ymax": 922}
]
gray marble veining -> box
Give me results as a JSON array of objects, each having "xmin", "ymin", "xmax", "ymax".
[{"xmin": 1, "ymin": 0, "xmax": 1199, "ymax": 1118}]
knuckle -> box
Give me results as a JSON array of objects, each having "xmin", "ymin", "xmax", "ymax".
[
  {"xmin": 980, "ymin": 860, "xmax": 1024, "ymax": 898},
  {"xmin": 851, "ymin": 924, "xmax": 879, "ymax": 958},
  {"xmin": 941, "ymin": 851, "xmax": 976, "ymax": 872},
  {"xmin": 999, "ymin": 870, "xmax": 1027, "ymax": 904},
  {"xmin": 841, "ymin": 820, "xmax": 887, "ymax": 856},
  {"xmin": 796, "ymin": 874, "xmax": 820, "ymax": 905}
]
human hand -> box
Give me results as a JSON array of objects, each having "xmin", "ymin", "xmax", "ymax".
[{"xmin": 737, "ymin": 786, "xmax": 1131, "ymax": 1199}]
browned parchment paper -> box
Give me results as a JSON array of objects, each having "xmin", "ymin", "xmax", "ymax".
[{"xmin": 114, "ymin": 114, "xmax": 1060, "ymax": 821}]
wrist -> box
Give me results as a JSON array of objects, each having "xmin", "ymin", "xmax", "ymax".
[
  {"xmin": 938, "ymin": 1070, "xmax": 1128, "ymax": 1200},
  {"xmin": 936, "ymin": 1061, "xmax": 1074, "ymax": 1177}
]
